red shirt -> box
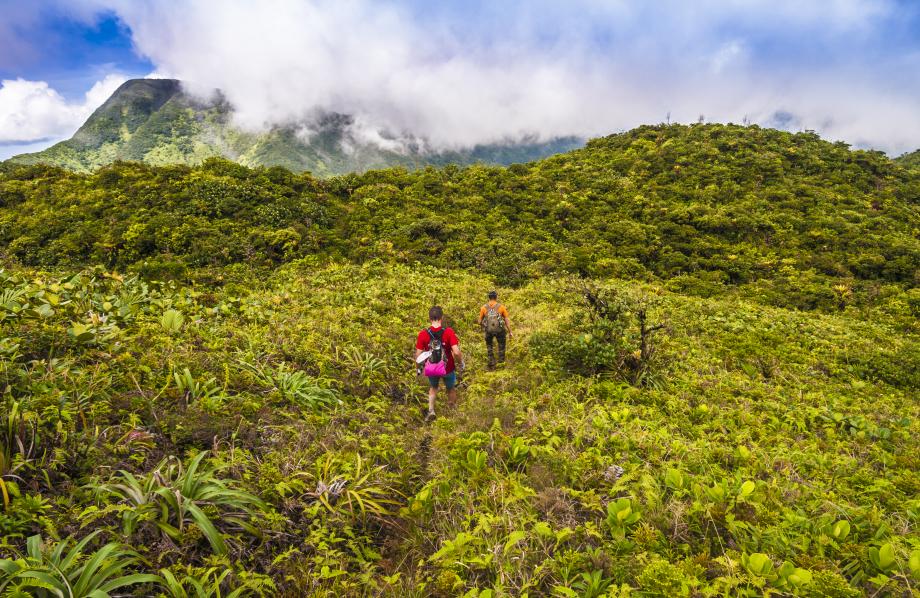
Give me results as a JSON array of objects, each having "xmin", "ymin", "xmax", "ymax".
[{"xmin": 416, "ymin": 326, "xmax": 458, "ymax": 374}]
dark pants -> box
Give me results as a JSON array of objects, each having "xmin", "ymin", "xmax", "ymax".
[{"xmin": 485, "ymin": 331, "xmax": 506, "ymax": 366}]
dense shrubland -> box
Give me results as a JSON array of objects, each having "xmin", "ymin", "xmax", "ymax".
[
  {"xmin": 0, "ymin": 124, "xmax": 918, "ymax": 596},
  {"xmin": 0, "ymin": 261, "xmax": 916, "ymax": 596},
  {"xmin": 896, "ymin": 149, "xmax": 920, "ymax": 171},
  {"xmin": 1, "ymin": 124, "xmax": 918, "ymax": 312}
]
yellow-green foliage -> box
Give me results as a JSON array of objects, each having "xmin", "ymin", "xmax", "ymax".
[
  {"xmin": 1, "ymin": 124, "xmax": 918, "ymax": 317},
  {"xmin": 0, "ymin": 126, "xmax": 917, "ymax": 595},
  {"xmin": 0, "ymin": 260, "xmax": 916, "ymax": 596}
]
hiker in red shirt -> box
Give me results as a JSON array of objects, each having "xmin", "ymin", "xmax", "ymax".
[{"xmin": 415, "ymin": 305, "xmax": 464, "ymax": 422}]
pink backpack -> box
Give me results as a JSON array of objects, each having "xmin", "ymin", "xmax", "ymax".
[{"xmin": 422, "ymin": 328, "xmax": 449, "ymax": 376}]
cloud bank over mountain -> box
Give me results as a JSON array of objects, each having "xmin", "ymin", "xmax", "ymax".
[{"xmin": 4, "ymin": 0, "xmax": 920, "ymax": 155}]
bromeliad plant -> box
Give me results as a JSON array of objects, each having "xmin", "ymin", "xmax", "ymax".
[
  {"xmin": 173, "ymin": 367, "xmax": 223, "ymax": 407},
  {"xmin": 159, "ymin": 565, "xmax": 274, "ymax": 598},
  {"xmin": 295, "ymin": 453, "xmax": 400, "ymax": 521},
  {"xmin": 335, "ymin": 346, "xmax": 392, "ymax": 395},
  {"xmin": 237, "ymin": 360, "xmax": 340, "ymax": 411},
  {"xmin": 93, "ymin": 451, "xmax": 265, "ymax": 555},
  {"xmin": 0, "ymin": 531, "xmax": 160, "ymax": 597},
  {"xmin": 504, "ymin": 437, "xmax": 532, "ymax": 470},
  {"xmin": 160, "ymin": 567, "xmax": 237, "ymax": 598}
]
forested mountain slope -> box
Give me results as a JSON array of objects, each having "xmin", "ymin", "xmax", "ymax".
[
  {"xmin": 1, "ymin": 124, "xmax": 917, "ymax": 313},
  {"xmin": 3, "ymin": 78, "xmax": 582, "ymax": 175}
]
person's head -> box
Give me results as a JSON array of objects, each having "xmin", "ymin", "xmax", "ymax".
[
  {"xmin": 488, "ymin": 290, "xmax": 498, "ymax": 301},
  {"xmin": 429, "ymin": 305, "xmax": 443, "ymax": 323}
]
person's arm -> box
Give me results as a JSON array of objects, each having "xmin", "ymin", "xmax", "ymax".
[
  {"xmin": 452, "ymin": 343, "xmax": 464, "ymax": 370},
  {"xmin": 447, "ymin": 329, "xmax": 464, "ymax": 369},
  {"xmin": 502, "ymin": 306, "xmax": 513, "ymax": 337}
]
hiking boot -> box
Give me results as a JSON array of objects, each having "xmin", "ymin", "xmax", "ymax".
[{"xmin": 425, "ymin": 411, "xmax": 436, "ymax": 423}]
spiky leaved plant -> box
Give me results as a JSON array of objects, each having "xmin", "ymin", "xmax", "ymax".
[
  {"xmin": 95, "ymin": 451, "xmax": 265, "ymax": 555},
  {"xmin": 296, "ymin": 453, "xmax": 400, "ymax": 520},
  {"xmin": 0, "ymin": 530, "xmax": 160, "ymax": 597}
]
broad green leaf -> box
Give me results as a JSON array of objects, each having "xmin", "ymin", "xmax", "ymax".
[
  {"xmin": 738, "ymin": 480, "xmax": 756, "ymax": 499},
  {"xmin": 788, "ymin": 568, "xmax": 812, "ymax": 586},
  {"xmin": 877, "ymin": 543, "xmax": 896, "ymax": 571},
  {"xmin": 745, "ymin": 553, "xmax": 773, "ymax": 576},
  {"xmin": 533, "ymin": 521, "xmax": 553, "ymax": 538},
  {"xmin": 160, "ymin": 309, "xmax": 185, "ymax": 333},
  {"xmin": 832, "ymin": 520, "xmax": 851, "ymax": 540},
  {"xmin": 665, "ymin": 468, "xmax": 684, "ymax": 490},
  {"xmin": 869, "ymin": 542, "xmax": 895, "ymax": 571},
  {"xmin": 503, "ymin": 531, "xmax": 527, "ymax": 554},
  {"xmin": 909, "ymin": 550, "xmax": 920, "ymax": 575}
]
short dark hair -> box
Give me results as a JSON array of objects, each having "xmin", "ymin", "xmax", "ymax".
[
  {"xmin": 429, "ymin": 306, "xmax": 443, "ymax": 321},
  {"xmin": 488, "ymin": 290, "xmax": 498, "ymax": 300}
]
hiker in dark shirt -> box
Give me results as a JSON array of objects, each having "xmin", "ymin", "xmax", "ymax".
[{"xmin": 477, "ymin": 291, "xmax": 512, "ymax": 369}]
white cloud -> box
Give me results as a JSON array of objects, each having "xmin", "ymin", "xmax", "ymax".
[
  {"xmin": 84, "ymin": 75, "xmax": 128, "ymax": 109},
  {"xmin": 0, "ymin": 74, "xmax": 127, "ymax": 145},
  {"xmin": 0, "ymin": 80, "xmax": 77, "ymax": 143},
  {"xmin": 35, "ymin": 0, "xmax": 920, "ymax": 154},
  {"xmin": 710, "ymin": 41, "xmax": 746, "ymax": 74}
]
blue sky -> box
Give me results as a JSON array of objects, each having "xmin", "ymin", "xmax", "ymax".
[
  {"xmin": 2, "ymin": 0, "xmax": 919, "ymax": 160},
  {"xmin": 0, "ymin": 9, "xmax": 150, "ymax": 98}
]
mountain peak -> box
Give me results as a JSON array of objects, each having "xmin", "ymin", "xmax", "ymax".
[
  {"xmin": 111, "ymin": 77, "xmax": 182, "ymax": 96},
  {"xmin": 5, "ymin": 78, "xmax": 582, "ymax": 175},
  {"xmin": 70, "ymin": 78, "xmax": 184, "ymax": 150}
]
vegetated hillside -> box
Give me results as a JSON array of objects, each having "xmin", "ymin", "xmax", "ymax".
[
  {"xmin": 0, "ymin": 261, "xmax": 916, "ymax": 596},
  {"xmin": 0, "ymin": 125, "xmax": 918, "ymax": 595},
  {"xmin": 1, "ymin": 124, "xmax": 918, "ymax": 316},
  {"xmin": 3, "ymin": 78, "xmax": 582, "ymax": 175},
  {"xmin": 896, "ymin": 149, "xmax": 920, "ymax": 171}
]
